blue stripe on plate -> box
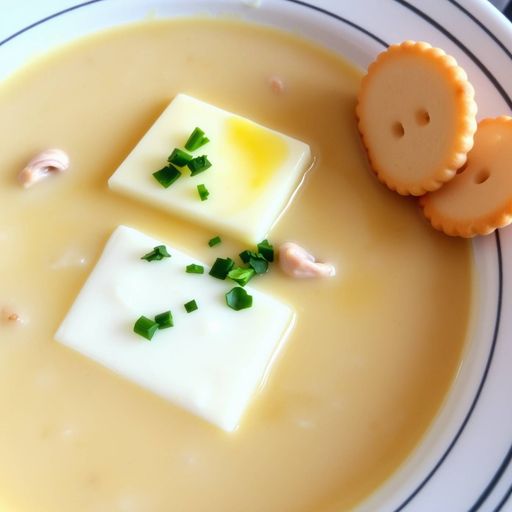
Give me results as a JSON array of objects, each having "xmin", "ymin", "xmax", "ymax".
[
  {"xmin": 395, "ymin": 0, "xmax": 512, "ymax": 110},
  {"xmin": 392, "ymin": 1, "xmax": 509, "ymax": 509},
  {"xmin": 444, "ymin": 3, "xmax": 512, "ymax": 511},
  {"xmin": 495, "ymin": 481, "xmax": 512, "ymax": 511},
  {"xmin": 283, "ymin": 0, "xmax": 389, "ymax": 47},
  {"xmin": 468, "ymin": 443, "xmax": 512, "ymax": 511},
  {"xmin": 0, "ymin": 0, "xmax": 106, "ymax": 47},
  {"xmin": 448, "ymin": 0, "xmax": 512, "ymax": 61}
]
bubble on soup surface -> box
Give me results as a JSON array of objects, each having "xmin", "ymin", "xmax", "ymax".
[{"xmin": 50, "ymin": 247, "xmax": 89, "ymax": 269}]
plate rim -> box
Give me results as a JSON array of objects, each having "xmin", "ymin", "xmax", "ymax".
[{"xmin": 0, "ymin": 1, "xmax": 511, "ymax": 511}]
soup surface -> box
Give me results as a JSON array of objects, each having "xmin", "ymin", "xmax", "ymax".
[{"xmin": 0, "ymin": 18, "xmax": 472, "ymax": 512}]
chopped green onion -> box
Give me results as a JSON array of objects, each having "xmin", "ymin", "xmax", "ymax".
[
  {"xmin": 154, "ymin": 310, "xmax": 174, "ymax": 329},
  {"xmin": 152, "ymin": 165, "xmax": 181, "ymax": 188},
  {"xmin": 228, "ymin": 267, "xmax": 255, "ymax": 287},
  {"xmin": 208, "ymin": 236, "xmax": 222, "ymax": 247},
  {"xmin": 239, "ymin": 249, "xmax": 269, "ymax": 273},
  {"xmin": 141, "ymin": 245, "xmax": 171, "ymax": 262},
  {"xmin": 197, "ymin": 184, "xmax": 209, "ymax": 201},
  {"xmin": 185, "ymin": 127, "xmax": 210, "ymax": 151},
  {"xmin": 168, "ymin": 148, "xmax": 193, "ymax": 167},
  {"xmin": 225, "ymin": 287, "xmax": 253, "ymax": 311},
  {"xmin": 187, "ymin": 155, "xmax": 212, "ymax": 176},
  {"xmin": 186, "ymin": 263, "xmax": 204, "ymax": 274},
  {"xmin": 240, "ymin": 240, "xmax": 275, "ymax": 266},
  {"xmin": 240, "ymin": 243, "xmax": 274, "ymax": 266},
  {"xmin": 184, "ymin": 300, "xmax": 198, "ymax": 313},
  {"xmin": 257, "ymin": 239, "xmax": 274, "ymax": 262},
  {"xmin": 134, "ymin": 316, "xmax": 159, "ymax": 340},
  {"xmin": 239, "ymin": 249, "xmax": 254, "ymax": 264},
  {"xmin": 209, "ymin": 257, "xmax": 235, "ymax": 280},
  {"xmin": 249, "ymin": 255, "xmax": 268, "ymax": 274}
]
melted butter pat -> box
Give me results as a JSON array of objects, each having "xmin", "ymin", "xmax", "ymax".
[{"xmin": 224, "ymin": 116, "xmax": 289, "ymax": 189}]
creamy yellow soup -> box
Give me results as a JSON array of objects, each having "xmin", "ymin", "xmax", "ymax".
[{"xmin": 0, "ymin": 18, "xmax": 471, "ymax": 512}]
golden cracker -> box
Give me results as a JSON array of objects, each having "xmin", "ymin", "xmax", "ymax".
[
  {"xmin": 356, "ymin": 40, "xmax": 477, "ymax": 196},
  {"xmin": 420, "ymin": 116, "xmax": 512, "ymax": 237}
]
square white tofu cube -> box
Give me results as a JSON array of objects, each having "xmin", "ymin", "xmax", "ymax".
[
  {"xmin": 108, "ymin": 94, "xmax": 311, "ymax": 243},
  {"xmin": 55, "ymin": 226, "xmax": 295, "ymax": 432}
]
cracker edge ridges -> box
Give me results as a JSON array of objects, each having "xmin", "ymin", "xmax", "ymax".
[
  {"xmin": 419, "ymin": 116, "xmax": 512, "ymax": 237},
  {"xmin": 355, "ymin": 40, "xmax": 477, "ymax": 196}
]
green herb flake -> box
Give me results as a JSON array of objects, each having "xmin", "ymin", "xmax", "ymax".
[
  {"xmin": 184, "ymin": 300, "xmax": 198, "ymax": 313},
  {"xmin": 197, "ymin": 184, "xmax": 209, "ymax": 201},
  {"xmin": 168, "ymin": 148, "xmax": 193, "ymax": 167},
  {"xmin": 257, "ymin": 239, "xmax": 274, "ymax": 262},
  {"xmin": 249, "ymin": 255, "xmax": 268, "ymax": 274},
  {"xmin": 187, "ymin": 155, "xmax": 212, "ymax": 176},
  {"xmin": 134, "ymin": 315, "xmax": 159, "ymax": 341},
  {"xmin": 239, "ymin": 249, "xmax": 254, "ymax": 264},
  {"xmin": 186, "ymin": 263, "xmax": 204, "ymax": 274},
  {"xmin": 185, "ymin": 127, "xmax": 210, "ymax": 152},
  {"xmin": 225, "ymin": 287, "xmax": 253, "ymax": 311},
  {"xmin": 227, "ymin": 267, "xmax": 256, "ymax": 287},
  {"xmin": 141, "ymin": 245, "xmax": 171, "ymax": 262},
  {"xmin": 208, "ymin": 236, "xmax": 222, "ymax": 247},
  {"xmin": 154, "ymin": 310, "xmax": 174, "ymax": 329},
  {"xmin": 152, "ymin": 164, "xmax": 181, "ymax": 188},
  {"xmin": 209, "ymin": 257, "xmax": 235, "ymax": 280}
]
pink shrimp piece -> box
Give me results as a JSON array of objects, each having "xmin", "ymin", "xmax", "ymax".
[
  {"xmin": 278, "ymin": 242, "xmax": 336, "ymax": 279},
  {"xmin": 18, "ymin": 149, "xmax": 69, "ymax": 188}
]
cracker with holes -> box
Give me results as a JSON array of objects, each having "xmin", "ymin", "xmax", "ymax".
[
  {"xmin": 356, "ymin": 40, "xmax": 478, "ymax": 196},
  {"xmin": 420, "ymin": 116, "xmax": 512, "ymax": 237}
]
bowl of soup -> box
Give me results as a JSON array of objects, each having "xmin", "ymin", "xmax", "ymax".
[{"xmin": 0, "ymin": 1, "xmax": 511, "ymax": 511}]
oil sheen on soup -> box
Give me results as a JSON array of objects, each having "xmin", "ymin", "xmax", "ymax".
[{"xmin": 0, "ymin": 18, "xmax": 472, "ymax": 512}]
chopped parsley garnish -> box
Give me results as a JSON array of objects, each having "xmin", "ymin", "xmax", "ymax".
[
  {"xmin": 152, "ymin": 164, "xmax": 181, "ymax": 188},
  {"xmin": 134, "ymin": 316, "xmax": 159, "ymax": 341},
  {"xmin": 209, "ymin": 257, "xmax": 235, "ymax": 280},
  {"xmin": 154, "ymin": 310, "xmax": 174, "ymax": 329},
  {"xmin": 239, "ymin": 249, "xmax": 254, "ymax": 264},
  {"xmin": 208, "ymin": 236, "xmax": 222, "ymax": 247},
  {"xmin": 239, "ymin": 247, "xmax": 270, "ymax": 274},
  {"xmin": 186, "ymin": 263, "xmax": 204, "ymax": 274},
  {"xmin": 197, "ymin": 184, "xmax": 209, "ymax": 201},
  {"xmin": 185, "ymin": 127, "xmax": 210, "ymax": 151},
  {"xmin": 168, "ymin": 148, "xmax": 193, "ymax": 167},
  {"xmin": 225, "ymin": 287, "xmax": 253, "ymax": 311},
  {"xmin": 141, "ymin": 245, "xmax": 171, "ymax": 262},
  {"xmin": 228, "ymin": 267, "xmax": 255, "ymax": 287},
  {"xmin": 257, "ymin": 239, "xmax": 274, "ymax": 262},
  {"xmin": 249, "ymin": 255, "xmax": 268, "ymax": 274},
  {"xmin": 187, "ymin": 155, "xmax": 212, "ymax": 176},
  {"xmin": 184, "ymin": 300, "xmax": 198, "ymax": 313}
]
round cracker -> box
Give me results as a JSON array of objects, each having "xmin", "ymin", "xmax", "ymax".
[
  {"xmin": 420, "ymin": 116, "xmax": 512, "ymax": 237},
  {"xmin": 356, "ymin": 40, "xmax": 477, "ymax": 196}
]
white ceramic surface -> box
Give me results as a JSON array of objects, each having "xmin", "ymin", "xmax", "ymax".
[{"xmin": 1, "ymin": 1, "xmax": 511, "ymax": 511}]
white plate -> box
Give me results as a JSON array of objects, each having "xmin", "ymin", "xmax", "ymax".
[{"xmin": 1, "ymin": 1, "xmax": 511, "ymax": 511}]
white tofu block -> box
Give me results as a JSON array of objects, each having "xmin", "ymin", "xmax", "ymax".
[
  {"xmin": 108, "ymin": 94, "xmax": 311, "ymax": 243},
  {"xmin": 55, "ymin": 226, "xmax": 295, "ymax": 432}
]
